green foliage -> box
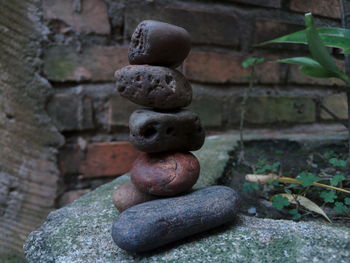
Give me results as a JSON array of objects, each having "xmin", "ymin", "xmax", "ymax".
[
  {"xmin": 320, "ymin": 191, "xmax": 337, "ymax": 203},
  {"xmin": 345, "ymin": 198, "xmax": 350, "ymax": 205},
  {"xmin": 296, "ymin": 172, "xmax": 319, "ymax": 187},
  {"xmin": 258, "ymin": 13, "xmax": 350, "ymax": 85},
  {"xmin": 330, "ymin": 174, "xmax": 345, "ymax": 186},
  {"xmin": 329, "ymin": 158, "xmax": 347, "ymax": 168},
  {"xmin": 242, "ymin": 182, "xmax": 259, "ymax": 193},
  {"xmin": 289, "ymin": 209, "xmax": 302, "ymax": 220},
  {"xmin": 241, "ymin": 57, "xmax": 265, "ymax": 68},
  {"xmin": 272, "ymin": 195, "xmax": 290, "ymax": 210},
  {"xmin": 334, "ymin": 202, "xmax": 349, "ymax": 215},
  {"xmin": 255, "ymin": 160, "xmax": 280, "ymax": 174}
]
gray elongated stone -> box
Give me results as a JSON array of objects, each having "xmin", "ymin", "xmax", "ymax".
[
  {"xmin": 115, "ymin": 65, "xmax": 192, "ymax": 109},
  {"xmin": 111, "ymin": 186, "xmax": 239, "ymax": 252},
  {"xmin": 129, "ymin": 108, "xmax": 205, "ymax": 152}
]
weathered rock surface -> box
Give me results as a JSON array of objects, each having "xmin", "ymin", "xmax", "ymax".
[
  {"xmin": 112, "ymin": 182, "xmax": 157, "ymax": 212},
  {"xmin": 131, "ymin": 152, "xmax": 200, "ymax": 196},
  {"xmin": 112, "ymin": 186, "xmax": 239, "ymax": 252},
  {"xmin": 129, "ymin": 109, "xmax": 205, "ymax": 152},
  {"xmin": 129, "ymin": 20, "xmax": 191, "ymax": 67},
  {"xmin": 115, "ymin": 65, "xmax": 192, "ymax": 109}
]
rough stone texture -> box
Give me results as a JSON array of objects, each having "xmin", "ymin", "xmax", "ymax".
[
  {"xmin": 44, "ymin": 45, "xmax": 129, "ymax": 82},
  {"xmin": 289, "ymin": 0, "xmax": 341, "ymax": 19},
  {"xmin": 43, "ymin": 0, "xmax": 111, "ymax": 34},
  {"xmin": 184, "ymin": 51, "xmax": 281, "ymax": 84},
  {"xmin": 58, "ymin": 189, "xmax": 90, "ymax": 207},
  {"xmin": 321, "ymin": 93, "xmax": 348, "ymax": 120},
  {"xmin": 23, "ymin": 134, "xmax": 237, "ymax": 261},
  {"xmin": 129, "ymin": 20, "xmax": 191, "ymax": 67},
  {"xmin": 24, "ymin": 154, "xmax": 350, "ymax": 262},
  {"xmin": 0, "ymin": 0, "xmax": 63, "ymax": 257},
  {"xmin": 80, "ymin": 142, "xmax": 141, "ymax": 178},
  {"xmin": 115, "ymin": 65, "xmax": 192, "ymax": 109},
  {"xmin": 131, "ymin": 152, "xmax": 200, "ymax": 196},
  {"xmin": 46, "ymin": 93, "xmax": 94, "ymax": 131},
  {"xmin": 112, "ymin": 186, "xmax": 239, "ymax": 252},
  {"xmin": 112, "ymin": 182, "xmax": 157, "ymax": 212},
  {"xmin": 129, "ymin": 109, "xmax": 205, "ymax": 153}
]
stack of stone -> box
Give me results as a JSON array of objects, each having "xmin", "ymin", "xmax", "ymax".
[
  {"xmin": 112, "ymin": 20, "xmax": 205, "ymax": 212},
  {"xmin": 111, "ymin": 20, "xmax": 239, "ymax": 253}
]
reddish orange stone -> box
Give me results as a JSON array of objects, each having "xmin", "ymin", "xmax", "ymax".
[{"xmin": 131, "ymin": 152, "xmax": 200, "ymax": 196}]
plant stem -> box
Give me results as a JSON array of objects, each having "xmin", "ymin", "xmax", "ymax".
[
  {"xmin": 341, "ymin": 0, "xmax": 350, "ymax": 161},
  {"xmin": 317, "ymin": 101, "xmax": 348, "ymax": 128},
  {"xmin": 239, "ymin": 67, "xmax": 255, "ymax": 163}
]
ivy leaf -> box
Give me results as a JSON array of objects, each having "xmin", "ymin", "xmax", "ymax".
[
  {"xmin": 329, "ymin": 158, "xmax": 346, "ymax": 168},
  {"xmin": 334, "ymin": 202, "xmax": 349, "ymax": 215},
  {"xmin": 320, "ymin": 190, "xmax": 337, "ymax": 203},
  {"xmin": 345, "ymin": 198, "xmax": 350, "ymax": 205},
  {"xmin": 296, "ymin": 172, "xmax": 320, "ymax": 187},
  {"xmin": 242, "ymin": 182, "xmax": 259, "ymax": 193},
  {"xmin": 271, "ymin": 195, "xmax": 290, "ymax": 210},
  {"xmin": 289, "ymin": 209, "xmax": 302, "ymax": 220},
  {"xmin": 330, "ymin": 174, "xmax": 345, "ymax": 186}
]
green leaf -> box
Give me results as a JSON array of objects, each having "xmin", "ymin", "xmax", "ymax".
[
  {"xmin": 320, "ymin": 190, "xmax": 337, "ymax": 203},
  {"xmin": 334, "ymin": 202, "xmax": 349, "ymax": 214},
  {"xmin": 258, "ymin": 27, "xmax": 350, "ymax": 54},
  {"xmin": 345, "ymin": 198, "xmax": 350, "ymax": 205},
  {"xmin": 272, "ymin": 195, "xmax": 290, "ymax": 210},
  {"xmin": 297, "ymin": 172, "xmax": 320, "ymax": 187},
  {"xmin": 277, "ymin": 57, "xmax": 335, "ymax": 78},
  {"xmin": 289, "ymin": 209, "xmax": 301, "ymax": 220},
  {"xmin": 329, "ymin": 158, "xmax": 347, "ymax": 168},
  {"xmin": 242, "ymin": 182, "xmax": 259, "ymax": 193},
  {"xmin": 330, "ymin": 174, "xmax": 346, "ymax": 186},
  {"xmin": 304, "ymin": 14, "xmax": 340, "ymax": 75},
  {"xmin": 242, "ymin": 57, "xmax": 265, "ymax": 68}
]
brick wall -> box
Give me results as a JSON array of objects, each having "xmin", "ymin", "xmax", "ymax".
[{"xmin": 41, "ymin": 0, "xmax": 345, "ymax": 206}]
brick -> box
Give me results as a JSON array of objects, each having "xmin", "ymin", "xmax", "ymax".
[
  {"xmin": 290, "ymin": 0, "xmax": 341, "ymax": 19},
  {"xmin": 229, "ymin": 97, "xmax": 316, "ymax": 124},
  {"xmin": 321, "ymin": 93, "xmax": 348, "ymax": 120},
  {"xmin": 43, "ymin": 0, "xmax": 111, "ymax": 34},
  {"xmin": 58, "ymin": 144, "xmax": 82, "ymax": 175},
  {"xmin": 227, "ymin": 0, "xmax": 281, "ymax": 8},
  {"xmin": 47, "ymin": 93, "xmax": 94, "ymax": 131},
  {"xmin": 288, "ymin": 60, "xmax": 345, "ymax": 86},
  {"xmin": 184, "ymin": 51, "xmax": 281, "ymax": 84},
  {"xmin": 255, "ymin": 19, "xmax": 303, "ymax": 45},
  {"xmin": 58, "ymin": 189, "xmax": 90, "ymax": 207},
  {"xmin": 108, "ymin": 95, "xmax": 139, "ymax": 128},
  {"xmin": 188, "ymin": 95, "xmax": 223, "ymax": 128},
  {"xmin": 80, "ymin": 142, "xmax": 140, "ymax": 178},
  {"xmin": 44, "ymin": 45, "xmax": 128, "ymax": 82},
  {"xmin": 125, "ymin": 4, "xmax": 239, "ymax": 47}
]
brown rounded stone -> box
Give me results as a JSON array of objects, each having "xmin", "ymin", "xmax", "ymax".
[
  {"xmin": 131, "ymin": 152, "xmax": 200, "ymax": 196},
  {"xmin": 129, "ymin": 20, "xmax": 191, "ymax": 68},
  {"xmin": 115, "ymin": 65, "xmax": 192, "ymax": 109},
  {"xmin": 112, "ymin": 182, "xmax": 157, "ymax": 212}
]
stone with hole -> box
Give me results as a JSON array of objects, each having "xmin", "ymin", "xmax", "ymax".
[
  {"xmin": 131, "ymin": 152, "xmax": 200, "ymax": 196},
  {"xmin": 129, "ymin": 20, "xmax": 191, "ymax": 67},
  {"xmin": 129, "ymin": 109, "xmax": 205, "ymax": 153},
  {"xmin": 114, "ymin": 65, "xmax": 192, "ymax": 109}
]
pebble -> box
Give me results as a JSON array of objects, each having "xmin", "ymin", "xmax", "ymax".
[
  {"xmin": 111, "ymin": 186, "xmax": 239, "ymax": 252},
  {"xmin": 128, "ymin": 20, "xmax": 191, "ymax": 67},
  {"xmin": 112, "ymin": 182, "xmax": 157, "ymax": 212},
  {"xmin": 115, "ymin": 65, "xmax": 192, "ymax": 109},
  {"xmin": 129, "ymin": 108, "xmax": 205, "ymax": 153},
  {"xmin": 131, "ymin": 152, "xmax": 200, "ymax": 196}
]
